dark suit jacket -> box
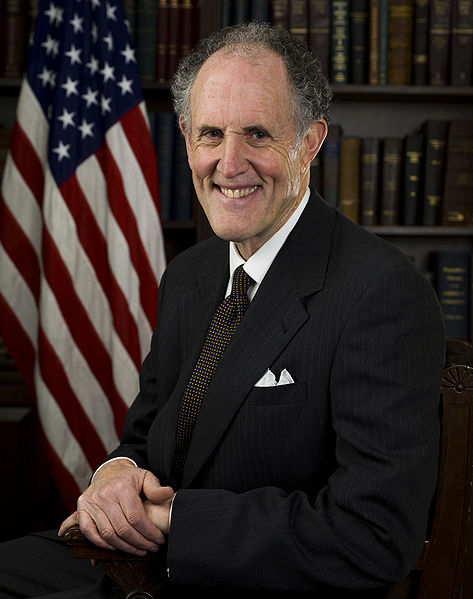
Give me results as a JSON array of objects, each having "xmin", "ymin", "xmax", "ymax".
[{"xmin": 109, "ymin": 194, "xmax": 445, "ymax": 596}]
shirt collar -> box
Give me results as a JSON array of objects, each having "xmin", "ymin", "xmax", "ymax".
[{"xmin": 227, "ymin": 187, "xmax": 311, "ymax": 296}]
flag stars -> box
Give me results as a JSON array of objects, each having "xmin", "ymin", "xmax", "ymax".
[
  {"xmin": 103, "ymin": 33, "xmax": 114, "ymax": 51},
  {"xmin": 100, "ymin": 95, "xmax": 112, "ymax": 114},
  {"xmin": 82, "ymin": 86, "xmax": 99, "ymax": 107},
  {"xmin": 53, "ymin": 140, "xmax": 71, "ymax": 161},
  {"xmin": 44, "ymin": 2, "xmax": 63, "ymax": 26},
  {"xmin": 120, "ymin": 44, "xmax": 136, "ymax": 64},
  {"xmin": 41, "ymin": 34, "xmax": 59, "ymax": 57},
  {"xmin": 38, "ymin": 67, "xmax": 54, "ymax": 88},
  {"xmin": 117, "ymin": 75, "xmax": 133, "ymax": 95},
  {"xmin": 100, "ymin": 61, "xmax": 115, "ymax": 82},
  {"xmin": 65, "ymin": 44, "xmax": 82, "ymax": 65},
  {"xmin": 106, "ymin": 2, "xmax": 117, "ymax": 20},
  {"xmin": 57, "ymin": 108, "xmax": 75, "ymax": 129},
  {"xmin": 86, "ymin": 55, "xmax": 100, "ymax": 76},
  {"xmin": 70, "ymin": 13, "xmax": 84, "ymax": 34},
  {"xmin": 78, "ymin": 119, "xmax": 95, "ymax": 139},
  {"xmin": 61, "ymin": 76, "xmax": 79, "ymax": 97}
]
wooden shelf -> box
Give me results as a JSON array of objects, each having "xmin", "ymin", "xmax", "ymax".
[
  {"xmin": 332, "ymin": 84, "xmax": 473, "ymax": 102},
  {"xmin": 367, "ymin": 226, "xmax": 473, "ymax": 237}
]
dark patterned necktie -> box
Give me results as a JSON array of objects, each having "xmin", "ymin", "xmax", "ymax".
[{"xmin": 171, "ymin": 265, "xmax": 254, "ymax": 483}]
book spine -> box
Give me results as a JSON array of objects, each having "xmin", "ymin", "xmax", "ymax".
[
  {"xmin": 234, "ymin": 0, "xmax": 250, "ymax": 22},
  {"xmin": 387, "ymin": 0, "xmax": 414, "ymax": 84},
  {"xmin": 413, "ymin": 0, "xmax": 430, "ymax": 84},
  {"xmin": 429, "ymin": 0, "xmax": 452, "ymax": 85},
  {"xmin": 178, "ymin": 1, "xmax": 199, "ymax": 72},
  {"xmin": 2, "ymin": 0, "xmax": 25, "ymax": 78},
  {"xmin": 309, "ymin": 0, "xmax": 331, "ymax": 77},
  {"xmin": 378, "ymin": 0, "xmax": 390, "ymax": 84},
  {"xmin": 322, "ymin": 123, "xmax": 342, "ymax": 207},
  {"xmin": 166, "ymin": 0, "xmax": 181, "ymax": 82},
  {"xmin": 251, "ymin": 0, "xmax": 271, "ymax": 21},
  {"xmin": 172, "ymin": 127, "xmax": 193, "ymax": 220},
  {"xmin": 380, "ymin": 137, "xmax": 402, "ymax": 225},
  {"xmin": 434, "ymin": 250, "xmax": 471, "ymax": 339},
  {"xmin": 156, "ymin": 0, "xmax": 168, "ymax": 83},
  {"xmin": 351, "ymin": 0, "xmax": 370, "ymax": 83},
  {"xmin": 331, "ymin": 0, "xmax": 350, "ymax": 83},
  {"xmin": 339, "ymin": 137, "xmax": 361, "ymax": 223},
  {"xmin": 155, "ymin": 112, "xmax": 175, "ymax": 222},
  {"xmin": 290, "ymin": 0, "xmax": 309, "ymax": 45},
  {"xmin": 136, "ymin": 0, "xmax": 158, "ymax": 81},
  {"xmin": 360, "ymin": 137, "xmax": 381, "ymax": 225},
  {"xmin": 422, "ymin": 119, "xmax": 449, "ymax": 225},
  {"xmin": 369, "ymin": 0, "xmax": 380, "ymax": 83},
  {"xmin": 442, "ymin": 119, "xmax": 473, "ymax": 225},
  {"xmin": 402, "ymin": 133, "xmax": 425, "ymax": 225},
  {"xmin": 122, "ymin": 0, "xmax": 137, "ymax": 41},
  {"xmin": 271, "ymin": 0, "xmax": 290, "ymax": 28},
  {"xmin": 450, "ymin": 0, "xmax": 473, "ymax": 85},
  {"xmin": 221, "ymin": 0, "xmax": 234, "ymax": 26}
]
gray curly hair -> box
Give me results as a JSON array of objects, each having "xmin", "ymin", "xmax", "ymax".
[{"xmin": 171, "ymin": 21, "xmax": 332, "ymax": 145}]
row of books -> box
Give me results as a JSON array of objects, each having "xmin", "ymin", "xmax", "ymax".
[
  {"xmin": 3, "ymin": 0, "xmax": 472, "ymax": 87},
  {"xmin": 430, "ymin": 250, "xmax": 472, "ymax": 340},
  {"xmin": 312, "ymin": 119, "xmax": 473, "ymax": 227},
  {"xmin": 219, "ymin": 0, "xmax": 473, "ymax": 86}
]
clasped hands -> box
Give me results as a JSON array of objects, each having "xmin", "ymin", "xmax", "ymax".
[{"xmin": 58, "ymin": 459, "xmax": 175, "ymax": 556}]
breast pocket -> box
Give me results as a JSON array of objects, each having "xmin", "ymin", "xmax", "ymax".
[{"xmin": 246, "ymin": 381, "xmax": 307, "ymax": 406}]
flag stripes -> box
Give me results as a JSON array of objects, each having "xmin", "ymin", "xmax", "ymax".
[{"xmin": 0, "ymin": 1, "xmax": 166, "ymax": 510}]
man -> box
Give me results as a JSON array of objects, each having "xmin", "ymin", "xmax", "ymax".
[{"xmin": 1, "ymin": 22, "xmax": 444, "ymax": 598}]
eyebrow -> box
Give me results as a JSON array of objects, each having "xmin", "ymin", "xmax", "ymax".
[{"xmin": 195, "ymin": 124, "xmax": 271, "ymax": 136}]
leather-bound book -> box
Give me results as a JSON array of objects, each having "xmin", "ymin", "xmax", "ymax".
[
  {"xmin": 339, "ymin": 137, "xmax": 361, "ymax": 223},
  {"xmin": 290, "ymin": 0, "xmax": 309, "ymax": 45},
  {"xmin": 360, "ymin": 137, "xmax": 381, "ymax": 225},
  {"xmin": 413, "ymin": 0, "xmax": 429, "ymax": 84},
  {"xmin": 442, "ymin": 120, "xmax": 473, "ymax": 226},
  {"xmin": 351, "ymin": 0, "xmax": 370, "ymax": 83},
  {"xmin": 309, "ymin": 0, "xmax": 331, "ymax": 77},
  {"xmin": 402, "ymin": 133, "xmax": 425, "ymax": 225},
  {"xmin": 433, "ymin": 250, "xmax": 471, "ymax": 338},
  {"xmin": 135, "ymin": 0, "xmax": 157, "ymax": 81},
  {"xmin": 1, "ymin": 0, "xmax": 26, "ymax": 78},
  {"xmin": 331, "ymin": 0, "xmax": 350, "ymax": 83},
  {"xmin": 429, "ymin": 0, "xmax": 452, "ymax": 85},
  {"xmin": 450, "ymin": 0, "xmax": 473, "ymax": 85},
  {"xmin": 422, "ymin": 119, "xmax": 448, "ymax": 225},
  {"xmin": 322, "ymin": 124, "xmax": 343, "ymax": 208},
  {"xmin": 380, "ymin": 137, "xmax": 403, "ymax": 225},
  {"xmin": 369, "ymin": 0, "xmax": 380, "ymax": 83},
  {"xmin": 378, "ymin": 0, "xmax": 390, "ymax": 84},
  {"xmin": 387, "ymin": 0, "xmax": 414, "ymax": 84},
  {"xmin": 271, "ymin": 0, "xmax": 290, "ymax": 28}
]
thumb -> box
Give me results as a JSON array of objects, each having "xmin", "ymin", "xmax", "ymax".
[{"xmin": 142, "ymin": 471, "xmax": 174, "ymax": 503}]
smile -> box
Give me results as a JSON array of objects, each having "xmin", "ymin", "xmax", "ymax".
[{"xmin": 219, "ymin": 186, "xmax": 258, "ymax": 199}]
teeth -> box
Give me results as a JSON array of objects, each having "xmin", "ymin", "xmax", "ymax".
[{"xmin": 220, "ymin": 186, "xmax": 258, "ymax": 199}]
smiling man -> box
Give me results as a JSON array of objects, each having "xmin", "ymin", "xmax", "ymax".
[{"xmin": 1, "ymin": 22, "xmax": 445, "ymax": 599}]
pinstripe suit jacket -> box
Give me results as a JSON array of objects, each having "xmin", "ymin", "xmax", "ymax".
[{"xmin": 109, "ymin": 193, "xmax": 445, "ymax": 597}]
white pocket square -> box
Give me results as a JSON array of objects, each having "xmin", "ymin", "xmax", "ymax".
[{"xmin": 255, "ymin": 368, "xmax": 295, "ymax": 387}]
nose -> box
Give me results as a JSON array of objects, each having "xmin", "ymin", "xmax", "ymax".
[{"xmin": 216, "ymin": 134, "xmax": 248, "ymax": 179}]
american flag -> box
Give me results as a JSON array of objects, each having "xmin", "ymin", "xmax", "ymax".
[{"xmin": 0, "ymin": 0, "xmax": 166, "ymax": 511}]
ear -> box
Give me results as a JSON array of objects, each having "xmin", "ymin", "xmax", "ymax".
[
  {"xmin": 301, "ymin": 119, "xmax": 328, "ymax": 167},
  {"xmin": 179, "ymin": 116, "xmax": 194, "ymax": 170}
]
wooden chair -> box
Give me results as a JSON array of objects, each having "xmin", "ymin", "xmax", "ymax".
[{"xmin": 65, "ymin": 337, "xmax": 473, "ymax": 599}]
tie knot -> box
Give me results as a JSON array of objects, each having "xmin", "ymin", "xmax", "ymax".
[{"xmin": 231, "ymin": 265, "xmax": 253, "ymax": 298}]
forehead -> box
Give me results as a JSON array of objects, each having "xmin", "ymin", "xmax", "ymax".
[{"xmin": 190, "ymin": 49, "xmax": 292, "ymax": 129}]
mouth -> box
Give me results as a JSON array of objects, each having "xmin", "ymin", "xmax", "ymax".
[{"xmin": 217, "ymin": 185, "xmax": 259, "ymax": 199}]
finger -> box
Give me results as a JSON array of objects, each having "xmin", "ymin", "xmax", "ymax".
[
  {"xmin": 81, "ymin": 496, "xmax": 163, "ymax": 554},
  {"xmin": 58, "ymin": 511, "xmax": 79, "ymax": 536}
]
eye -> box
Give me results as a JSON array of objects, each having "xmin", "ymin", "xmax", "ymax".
[
  {"xmin": 251, "ymin": 129, "xmax": 268, "ymax": 141},
  {"xmin": 203, "ymin": 129, "xmax": 222, "ymax": 139}
]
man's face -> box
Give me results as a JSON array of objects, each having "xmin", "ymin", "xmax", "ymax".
[{"xmin": 181, "ymin": 49, "xmax": 326, "ymax": 259}]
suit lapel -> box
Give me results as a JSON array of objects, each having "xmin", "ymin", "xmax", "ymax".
[{"xmin": 181, "ymin": 195, "xmax": 335, "ymax": 487}]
